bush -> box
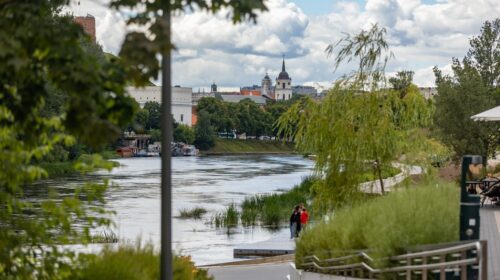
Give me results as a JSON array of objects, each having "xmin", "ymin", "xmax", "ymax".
[
  {"xmin": 72, "ymin": 244, "xmax": 213, "ymax": 280},
  {"xmin": 295, "ymin": 178, "xmax": 459, "ymax": 267}
]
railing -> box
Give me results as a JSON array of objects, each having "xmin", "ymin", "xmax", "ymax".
[{"xmin": 298, "ymin": 240, "xmax": 487, "ymax": 279}]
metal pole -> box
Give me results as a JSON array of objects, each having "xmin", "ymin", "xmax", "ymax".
[{"xmin": 160, "ymin": 5, "xmax": 172, "ymax": 280}]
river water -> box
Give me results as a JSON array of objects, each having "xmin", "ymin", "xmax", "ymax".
[{"xmin": 39, "ymin": 155, "xmax": 314, "ymax": 265}]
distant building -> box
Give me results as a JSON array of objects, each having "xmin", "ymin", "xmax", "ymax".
[
  {"xmin": 240, "ymin": 85, "xmax": 262, "ymax": 96},
  {"xmin": 275, "ymin": 57, "xmax": 292, "ymax": 101},
  {"xmin": 418, "ymin": 87, "xmax": 438, "ymax": 99},
  {"xmin": 292, "ymin": 85, "xmax": 317, "ymax": 96},
  {"xmin": 215, "ymin": 93, "xmax": 267, "ymax": 106},
  {"xmin": 74, "ymin": 14, "xmax": 96, "ymax": 43},
  {"xmin": 261, "ymin": 73, "xmax": 273, "ymax": 98},
  {"xmin": 127, "ymin": 86, "xmax": 193, "ymax": 126}
]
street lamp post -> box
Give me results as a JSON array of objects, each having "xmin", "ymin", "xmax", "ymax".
[
  {"xmin": 459, "ymin": 155, "xmax": 482, "ymax": 279},
  {"xmin": 160, "ymin": 5, "xmax": 173, "ymax": 280}
]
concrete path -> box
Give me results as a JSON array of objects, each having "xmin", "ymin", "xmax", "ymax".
[
  {"xmin": 234, "ymin": 229, "xmax": 295, "ymax": 257},
  {"xmin": 359, "ymin": 163, "xmax": 423, "ymax": 194},
  {"xmin": 207, "ymin": 262, "xmax": 291, "ymax": 280},
  {"xmin": 480, "ymin": 207, "xmax": 500, "ymax": 280}
]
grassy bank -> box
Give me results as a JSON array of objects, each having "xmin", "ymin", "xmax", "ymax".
[
  {"xmin": 72, "ymin": 244, "xmax": 212, "ymax": 280},
  {"xmin": 37, "ymin": 153, "xmax": 119, "ymax": 178},
  {"xmin": 295, "ymin": 178, "xmax": 459, "ymax": 268},
  {"xmin": 203, "ymin": 138, "xmax": 294, "ymax": 155}
]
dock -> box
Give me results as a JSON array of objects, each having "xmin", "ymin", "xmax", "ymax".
[{"xmin": 233, "ymin": 230, "xmax": 295, "ymax": 257}]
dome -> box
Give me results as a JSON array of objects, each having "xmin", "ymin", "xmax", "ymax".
[
  {"xmin": 278, "ymin": 71, "xmax": 290, "ymax": 80},
  {"xmin": 263, "ymin": 73, "xmax": 271, "ymax": 81}
]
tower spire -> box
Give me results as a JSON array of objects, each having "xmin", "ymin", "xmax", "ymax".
[{"xmin": 282, "ymin": 54, "xmax": 286, "ymax": 72}]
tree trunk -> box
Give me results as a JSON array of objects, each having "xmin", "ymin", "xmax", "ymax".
[{"xmin": 375, "ymin": 159, "xmax": 385, "ymax": 195}]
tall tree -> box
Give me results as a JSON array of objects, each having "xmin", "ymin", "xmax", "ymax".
[
  {"xmin": 0, "ymin": 1, "xmax": 136, "ymax": 278},
  {"xmin": 278, "ymin": 24, "xmax": 431, "ymax": 211},
  {"xmin": 194, "ymin": 110, "xmax": 215, "ymax": 150},
  {"xmin": 434, "ymin": 19, "xmax": 500, "ymax": 159}
]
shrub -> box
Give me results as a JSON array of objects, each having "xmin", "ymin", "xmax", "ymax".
[
  {"xmin": 295, "ymin": 178, "xmax": 459, "ymax": 268},
  {"xmin": 72, "ymin": 244, "xmax": 212, "ymax": 280}
]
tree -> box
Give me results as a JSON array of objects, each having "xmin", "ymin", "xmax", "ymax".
[
  {"xmin": 174, "ymin": 124, "xmax": 195, "ymax": 144},
  {"xmin": 278, "ymin": 24, "xmax": 430, "ymax": 211},
  {"xmin": 434, "ymin": 19, "xmax": 500, "ymax": 159},
  {"xmin": 389, "ymin": 70, "xmax": 414, "ymax": 98},
  {"xmin": 194, "ymin": 110, "xmax": 215, "ymax": 150},
  {"xmin": 0, "ymin": 1, "xmax": 136, "ymax": 278},
  {"xmin": 144, "ymin": 101, "xmax": 161, "ymax": 130}
]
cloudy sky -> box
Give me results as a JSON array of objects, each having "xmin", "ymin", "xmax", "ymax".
[{"xmin": 70, "ymin": 0, "xmax": 500, "ymax": 91}]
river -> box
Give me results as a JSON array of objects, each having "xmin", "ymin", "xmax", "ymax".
[{"xmin": 37, "ymin": 155, "xmax": 314, "ymax": 265}]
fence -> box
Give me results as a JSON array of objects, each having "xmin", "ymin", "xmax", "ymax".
[{"xmin": 297, "ymin": 241, "xmax": 487, "ymax": 279}]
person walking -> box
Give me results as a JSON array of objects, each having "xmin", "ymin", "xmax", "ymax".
[
  {"xmin": 300, "ymin": 207, "xmax": 309, "ymax": 231},
  {"xmin": 289, "ymin": 206, "xmax": 301, "ymax": 239}
]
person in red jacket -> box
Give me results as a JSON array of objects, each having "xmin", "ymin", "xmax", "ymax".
[{"xmin": 300, "ymin": 207, "xmax": 309, "ymax": 230}]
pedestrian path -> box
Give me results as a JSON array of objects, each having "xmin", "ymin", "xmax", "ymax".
[
  {"xmin": 480, "ymin": 207, "xmax": 500, "ymax": 280},
  {"xmin": 233, "ymin": 229, "xmax": 295, "ymax": 257}
]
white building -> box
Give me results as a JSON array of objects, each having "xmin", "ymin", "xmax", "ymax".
[
  {"xmin": 127, "ymin": 86, "xmax": 193, "ymax": 126},
  {"xmin": 275, "ymin": 58, "xmax": 292, "ymax": 101}
]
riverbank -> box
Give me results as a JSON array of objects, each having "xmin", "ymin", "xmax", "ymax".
[
  {"xmin": 37, "ymin": 151, "xmax": 120, "ymax": 178},
  {"xmin": 202, "ymin": 138, "xmax": 295, "ymax": 155}
]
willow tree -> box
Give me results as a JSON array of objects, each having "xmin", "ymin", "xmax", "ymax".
[{"xmin": 278, "ymin": 24, "xmax": 432, "ymax": 212}]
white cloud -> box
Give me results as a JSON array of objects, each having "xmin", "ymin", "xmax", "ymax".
[{"xmin": 69, "ymin": 0, "xmax": 500, "ymax": 89}]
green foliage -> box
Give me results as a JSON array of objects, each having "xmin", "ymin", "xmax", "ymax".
[
  {"xmin": 72, "ymin": 244, "xmax": 212, "ymax": 280},
  {"xmin": 241, "ymin": 177, "xmax": 317, "ymax": 226},
  {"xmin": 433, "ymin": 19, "xmax": 500, "ymax": 159},
  {"xmin": 194, "ymin": 110, "xmax": 216, "ymax": 150},
  {"xmin": 149, "ymin": 128, "xmax": 161, "ymax": 142},
  {"xmin": 295, "ymin": 179, "xmax": 459, "ymax": 267},
  {"xmin": 278, "ymin": 24, "xmax": 431, "ymax": 211},
  {"xmin": 143, "ymin": 101, "xmax": 161, "ymax": 130},
  {"xmin": 0, "ymin": 1, "xmax": 135, "ymax": 278},
  {"xmin": 389, "ymin": 70, "xmax": 414, "ymax": 98},
  {"xmin": 178, "ymin": 207, "xmax": 207, "ymax": 219},
  {"xmin": 205, "ymin": 138, "xmax": 294, "ymax": 154},
  {"xmin": 212, "ymin": 203, "xmax": 239, "ymax": 228},
  {"xmin": 174, "ymin": 124, "xmax": 195, "ymax": 144}
]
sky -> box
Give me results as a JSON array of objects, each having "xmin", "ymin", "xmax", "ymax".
[{"xmin": 70, "ymin": 0, "xmax": 500, "ymax": 91}]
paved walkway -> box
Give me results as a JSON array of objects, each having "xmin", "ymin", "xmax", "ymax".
[
  {"xmin": 480, "ymin": 207, "xmax": 500, "ymax": 280},
  {"xmin": 234, "ymin": 230, "xmax": 295, "ymax": 257},
  {"xmin": 207, "ymin": 262, "xmax": 291, "ymax": 280}
]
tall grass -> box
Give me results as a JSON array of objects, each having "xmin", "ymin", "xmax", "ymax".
[
  {"xmin": 240, "ymin": 176, "xmax": 317, "ymax": 227},
  {"xmin": 212, "ymin": 203, "xmax": 239, "ymax": 228},
  {"xmin": 178, "ymin": 207, "xmax": 207, "ymax": 219},
  {"xmin": 72, "ymin": 243, "xmax": 213, "ymax": 280},
  {"xmin": 295, "ymin": 178, "xmax": 459, "ymax": 268}
]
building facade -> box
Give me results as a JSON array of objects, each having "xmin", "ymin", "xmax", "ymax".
[
  {"xmin": 74, "ymin": 14, "xmax": 96, "ymax": 43},
  {"xmin": 275, "ymin": 58, "xmax": 292, "ymax": 101},
  {"xmin": 127, "ymin": 86, "xmax": 193, "ymax": 126}
]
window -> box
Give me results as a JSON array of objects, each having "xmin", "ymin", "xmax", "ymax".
[
  {"xmin": 282, "ymin": 83, "xmax": 285, "ymax": 89},
  {"xmin": 180, "ymin": 114, "xmax": 184, "ymax": 122},
  {"xmin": 288, "ymin": 82, "xmax": 290, "ymax": 85}
]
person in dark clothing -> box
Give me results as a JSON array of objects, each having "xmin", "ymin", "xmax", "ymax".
[{"xmin": 290, "ymin": 205, "xmax": 301, "ymax": 238}]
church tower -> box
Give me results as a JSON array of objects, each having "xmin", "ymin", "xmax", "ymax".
[
  {"xmin": 275, "ymin": 57, "xmax": 292, "ymax": 101},
  {"xmin": 261, "ymin": 73, "xmax": 272, "ymax": 97}
]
